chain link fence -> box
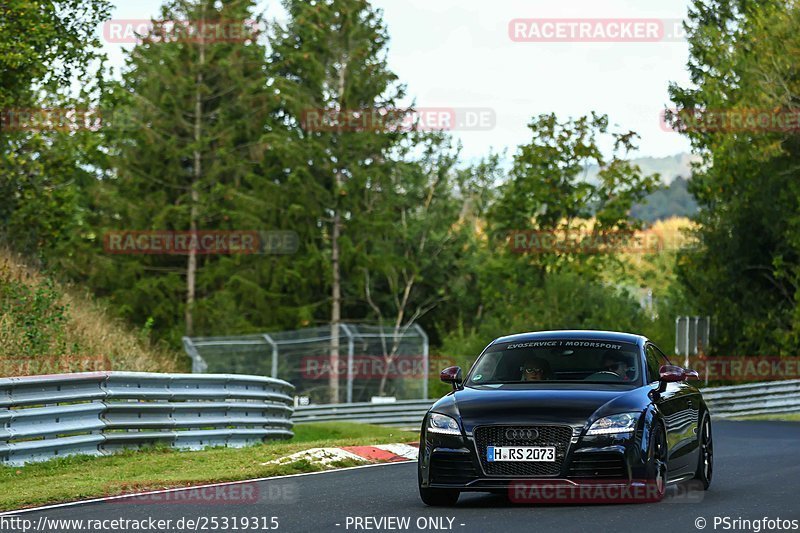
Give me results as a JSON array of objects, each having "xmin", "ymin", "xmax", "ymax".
[{"xmin": 183, "ymin": 323, "xmax": 429, "ymax": 404}]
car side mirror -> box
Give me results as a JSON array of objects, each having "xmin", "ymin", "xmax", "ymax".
[
  {"xmin": 658, "ymin": 364, "xmax": 686, "ymax": 392},
  {"xmin": 659, "ymin": 365, "xmax": 686, "ymax": 382},
  {"xmin": 440, "ymin": 366, "xmax": 463, "ymax": 390}
]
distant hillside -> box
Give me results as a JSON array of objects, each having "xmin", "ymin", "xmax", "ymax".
[
  {"xmin": 582, "ymin": 153, "xmax": 700, "ymax": 222},
  {"xmin": 584, "ymin": 153, "xmax": 699, "ymax": 185},
  {"xmin": 632, "ymin": 176, "xmax": 699, "ymax": 223},
  {"xmin": 629, "ymin": 153, "xmax": 699, "ymax": 184},
  {"xmin": 0, "ymin": 249, "xmax": 181, "ymax": 376}
]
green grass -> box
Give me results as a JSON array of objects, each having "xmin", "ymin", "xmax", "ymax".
[{"xmin": 0, "ymin": 423, "xmax": 418, "ymax": 512}]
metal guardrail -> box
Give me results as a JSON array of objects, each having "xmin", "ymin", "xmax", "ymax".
[
  {"xmin": 293, "ymin": 379, "xmax": 800, "ymax": 427},
  {"xmin": 701, "ymin": 379, "xmax": 800, "ymax": 418},
  {"xmin": 0, "ymin": 372, "xmax": 295, "ymax": 466},
  {"xmin": 293, "ymin": 399, "xmax": 432, "ymax": 428},
  {"xmin": 3, "ymin": 374, "xmax": 792, "ymax": 465}
]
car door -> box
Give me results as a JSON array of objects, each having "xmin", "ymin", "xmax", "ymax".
[
  {"xmin": 653, "ymin": 343, "xmax": 701, "ymax": 476},
  {"xmin": 645, "ymin": 343, "xmax": 696, "ymax": 477}
]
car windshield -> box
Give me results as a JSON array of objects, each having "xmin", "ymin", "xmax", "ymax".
[{"xmin": 466, "ymin": 340, "xmax": 641, "ymax": 385}]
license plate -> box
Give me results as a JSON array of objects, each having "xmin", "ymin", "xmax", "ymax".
[{"xmin": 487, "ymin": 446, "xmax": 556, "ymax": 462}]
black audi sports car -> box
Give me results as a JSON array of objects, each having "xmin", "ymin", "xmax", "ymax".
[{"xmin": 418, "ymin": 330, "xmax": 713, "ymax": 506}]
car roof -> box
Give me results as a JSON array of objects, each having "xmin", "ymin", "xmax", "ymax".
[{"xmin": 491, "ymin": 329, "xmax": 647, "ymax": 347}]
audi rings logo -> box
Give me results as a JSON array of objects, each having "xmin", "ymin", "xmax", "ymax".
[{"xmin": 505, "ymin": 428, "xmax": 539, "ymax": 441}]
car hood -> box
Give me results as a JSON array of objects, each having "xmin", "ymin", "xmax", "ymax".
[{"xmin": 439, "ymin": 384, "xmax": 646, "ymax": 433}]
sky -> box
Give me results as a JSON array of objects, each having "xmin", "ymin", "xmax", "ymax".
[{"xmin": 104, "ymin": 0, "xmax": 694, "ymax": 163}]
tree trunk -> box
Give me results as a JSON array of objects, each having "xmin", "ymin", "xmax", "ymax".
[
  {"xmin": 329, "ymin": 57, "xmax": 349, "ymax": 403},
  {"xmin": 377, "ymin": 280, "xmax": 413, "ymax": 396},
  {"xmin": 329, "ymin": 210, "xmax": 341, "ymax": 403},
  {"xmin": 186, "ymin": 10, "xmax": 206, "ymax": 337}
]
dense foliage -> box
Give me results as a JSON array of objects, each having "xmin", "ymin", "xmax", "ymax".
[
  {"xmin": 669, "ymin": 0, "xmax": 800, "ymax": 354},
  {"xmin": 3, "ymin": 0, "xmax": 795, "ymax": 364}
]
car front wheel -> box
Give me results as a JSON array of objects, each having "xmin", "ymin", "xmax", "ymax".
[
  {"xmin": 646, "ymin": 423, "xmax": 668, "ymax": 502},
  {"xmin": 693, "ymin": 412, "xmax": 713, "ymax": 490}
]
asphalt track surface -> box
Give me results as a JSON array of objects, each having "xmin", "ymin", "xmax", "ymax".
[{"xmin": 6, "ymin": 421, "xmax": 800, "ymax": 533}]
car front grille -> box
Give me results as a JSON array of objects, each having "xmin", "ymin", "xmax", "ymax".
[
  {"xmin": 474, "ymin": 425, "xmax": 572, "ymax": 477},
  {"xmin": 430, "ymin": 452, "xmax": 479, "ymax": 485},
  {"xmin": 567, "ymin": 453, "xmax": 628, "ymax": 479}
]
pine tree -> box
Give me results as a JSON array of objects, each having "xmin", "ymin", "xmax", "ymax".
[
  {"xmin": 102, "ymin": 0, "xmax": 273, "ymax": 342},
  {"xmin": 268, "ymin": 0, "xmax": 406, "ymax": 401}
]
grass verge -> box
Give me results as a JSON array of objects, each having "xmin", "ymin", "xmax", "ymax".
[{"xmin": 0, "ymin": 422, "xmax": 418, "ymax": 512}]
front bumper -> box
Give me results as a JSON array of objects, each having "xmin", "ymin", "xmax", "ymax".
[{"xmin": 419, "ymin": 423, "xmax": 650, "ymax": 494}]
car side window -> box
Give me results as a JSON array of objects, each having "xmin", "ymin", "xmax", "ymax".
[
  {"xmin": 645, "ymin": 345, "xmax": 662, "ymax": 383},
  {"xmin": 652, "ymin": 344, "xmax": 672, "ymax": 366}
]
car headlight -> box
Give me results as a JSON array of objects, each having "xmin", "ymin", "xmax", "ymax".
[
  {"xmin": 586, "ymin": 413, "xmax": 639, "ymax": 435},
  {"xmin": 427, "ymin": 413, "xmax": 461, "ymax": 435}
]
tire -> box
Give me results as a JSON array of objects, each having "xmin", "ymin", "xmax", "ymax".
[
  {"xmin": 419, "ymin": 487, "xmax": 460, "ymax": 506},
  {"xmin": 693, "ymin": 412, "xmax": 713, "ymax": 490},
  {"xmin": 646, "ymin": 423, "xmax": 668, "ymax": 502}
]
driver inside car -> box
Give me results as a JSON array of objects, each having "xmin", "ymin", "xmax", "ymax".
[
  {"xmin": 601, "ymin": 351, "xmax": 631, "ymax": 381},
  {"xmin": 520, "ymin": 357, "xmax": 552, "ymax": 381}
]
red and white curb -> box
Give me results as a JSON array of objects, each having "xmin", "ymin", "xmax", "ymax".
[{"xmin": 262, "ymin": 443, "xmax": 418, "ymax": 467}]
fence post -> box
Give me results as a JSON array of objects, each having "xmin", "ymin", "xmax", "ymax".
[
  {"xmin": 414, "ymin": 323, "xmax": 430, "ymax": 400},
  {"xmin": 182, "ymin": 337, "xmax": 207, "ymax": 373},
  {"xmin": 263, "ymin": 334, "xmax": 279, "ymax": 378},
  {"xmin": 340, "ymin": 324, "xmax": 355, "ymax": 403}
]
